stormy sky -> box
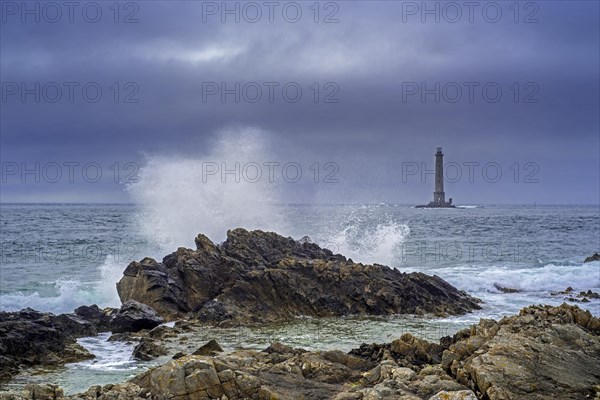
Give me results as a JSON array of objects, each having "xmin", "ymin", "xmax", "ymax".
[{"xmin": 1, "ymin": 0, "xmax": 598, "ymax": 204}]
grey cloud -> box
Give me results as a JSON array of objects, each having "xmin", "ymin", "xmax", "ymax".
[{"xmin": 1, "ymin": 1, "xmax": 598, "ymax": 204}]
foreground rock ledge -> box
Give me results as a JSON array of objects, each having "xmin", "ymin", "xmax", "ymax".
[
  {"xmin": 117, "ymin": 228, "xmax": 481, "ymax": 324},
  {"xmin": 0, "ymin": 301, "xmax": 164, "ymax": 384},
  {"xmin": 2, "ymin": 304, "xmax": 598, "ymax": 400}
]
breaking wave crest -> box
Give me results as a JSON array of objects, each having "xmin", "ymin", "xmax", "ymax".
[
  {"xmin": 321, "ymin": 207, "xmax": 410, "ymax": 266},
  {"xmin": 127, "ymin": 127, "xmax": 287, "ymax": 249},
  {"xmin": 0, "ymin": 255, "xmax": 123, "ymax": 313}
]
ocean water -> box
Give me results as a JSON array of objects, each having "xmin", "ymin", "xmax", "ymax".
[
  {"xmin": 1, "ymin": 203, "xmax": 599, "ymax": 316},
  {"xmin": 1, "ymin": 203, "xmax": 599, "ymax": 393}
]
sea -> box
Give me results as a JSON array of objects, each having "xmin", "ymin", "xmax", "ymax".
[{"xmin": 1, "ymin": 202, "xmax": 599, "ymax": 393}]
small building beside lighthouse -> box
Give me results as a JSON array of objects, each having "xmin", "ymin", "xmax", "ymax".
[{"xmin": 416, "ymin": 147, "xmax": 455, "ymax": 208}]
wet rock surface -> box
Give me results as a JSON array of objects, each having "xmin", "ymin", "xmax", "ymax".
[
  {"xmin": 584, "ymin": 252, "xmax": 600, "ymax": 263},
  {"xmin": 72, "ymin": 305, "xmax": 116, "ymax": 332},
  {"xmin": 0, "ymin": 301, "xmax": 164, "ymax": 383},
  {"xmin": 3, "ymin": 304, "xmax": 597, "ymax": 400},
  {"xmin": 492, "ymin": 283, "xmax": 520, "ymax": 293},
  {"xmin": 0, "ymin": 309, "xmax": 95, "ymax": 384},
  {"xmin": 1, "ymin": 227, "xmax": 597, "ymax": 399},
  {"xmin": 193, "ymin": 339, "xmax": 223, "ymax": 356},
  {"xmin": 117, "ymin": 229, "xmax": 482, "ymax": 324},
  {"xmin": 132, "ymin": 338, "xmax": 168, "ymax": 361},
  {"xmin": 551, "ymin": 287, "xmax": 600, "ymax": 303},
  {"xmin": 108, "ymin": 301, "xmax": 163, "ymax": 334}
]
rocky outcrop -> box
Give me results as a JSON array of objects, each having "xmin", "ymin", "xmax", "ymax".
[
  {"xmin": 2, "ymin": 304, "xmax": 599, "ymax": 399},
  {"xmin": 54, "ymin": 346, "xmax": 470, "ymax": 400},
  {"xmin": 132, "ymin": 338, "xmax": 167, "ymax": 361},
  {"xmin": 551, "ymin": 287, "xmax": 600, "ymax": 303},
  {"xmin": 117, "ymin": 229, "xmax": 481, "ymax": 324},
  {"xmin": 441, "ymin": 303, "xmax": 600, "ymax": 399},
  {"xmin": 344, "ymin": 334, "xmax": 470, "ymax": 398},
  {"xmin": 72, "ymin": 302, "xmax": 162, "ymax": 334},
  {"xmin": 193, "ymin": 339, "xmax": 223, "ymax": 356},
  {"xmin": 492, "ymin": 284, "xmax": 520, "ymax": 293},
  {"xmin": 73, "ymin": 305, "xmax": 117, "ymax": 332},
  {"xmin": 108, "ymin": 301, "xmax": 163, "ymax": 333},
  {"xmin": 584, "ymin": 252, "xmax": 600, "ymax": 263},
  {"xmin": 357, "ymin": 362, "xmax": 471, "ymax": 399},
  {"xmin": 350, "ymin": 333, "xmax": 451, "ymax": 370},
  {"xmin": 0, "ymin": 308, "xmax": 95, "ymax": 383},
  {"xmin": 0, "ymin": 302, "xmax": 164, "ymax": 383},
  {"xmin": 26, "ymin": 384, "xmax": 64, "ymax": 400},
  {"xmin": 349, "ymin": 303, "xmax": 600, "ymax": 399}
]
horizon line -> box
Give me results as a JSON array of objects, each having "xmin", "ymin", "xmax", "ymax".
[{"xmin": 0, "ymin": 202, "xmax": 598, "ymax": 207}]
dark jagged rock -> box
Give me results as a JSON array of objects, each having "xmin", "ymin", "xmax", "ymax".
[
  {"xmin": 73, "ymin": 305, "xmax": 117, "ymax": 332},
  {"xmin": 193, "ymin": 339, "xmax": 223, "ymax": 356},
  {"xmin": 551, "ymin": 286, "xmax": 574, "ymax": 295},
  {"xmin": 74, "ymin": 302, "xmax": 161, "ymax": 334},
  {"xmin": 584, "ymin": 252, "xmax": 600, "ymax": 263},
  {"xmin": 349, "ymin": 333, "xmax": 450, "ymax": 370},
  {"xmin": 0, "ymin": 308, "xmax": 95, "ymax": 383},
  {"xmin": 581, "ymin": 290, "xmax": 600, "ymax": 299},
  {"xmin": 108, "ymin": 300, "xmax": 163, "ymax": 333},
  {"xmin": 132, "ymin": 338, "xmax": 167, "ymax": 361},
  {"xmin": 107, "ymin": 332, "xmax": 135, "ymax": 343},
  {"xmin": 493, "ymin": 283, "xmax": 520, "ymax": 293},
  {"xmin": 0, "ymin": 301, "xmax": 162, "ymax": 384},
  {"xmin": 0, "ymin": 308, "xmax": 97, "ymax": 338},
  {"xmin": 147, "ymin": 324, "xmax": 179, "ymax": 340},
  {"xmin": 551, "ymin": 287, "xmax": 600, "ymax": 303},
  {"xmin": 117, "ymin": 229, "xmax": 481, "ymax": 324}
]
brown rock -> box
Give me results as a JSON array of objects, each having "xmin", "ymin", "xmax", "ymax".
[
  {"xmin": 444, "ymin": 303, "xmax": 600, "ymax": 399},
  {"xmin": 117, "ymin": 229, "xmax": 481, "ymax": 325},
  {"xmin": 132, "ymin": 338, "xmax": 167, "ymax": 361},
  {"xmin": 26, "ymin": 384, "xmax": 64, "ymax": 400},
  {"xmin": 193, "ymin": 339, "xmax": 223, "ymax": 356}
]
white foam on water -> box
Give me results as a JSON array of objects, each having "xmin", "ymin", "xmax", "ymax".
[
  {"xmin": 127, "ymin": 127, "xmax": 287, "ymax": 249},
  {"xmin": 95, "ymin": 255, "xmax": 130, "ymax": 309},
  {"xmin": 0, "ymin": 280, "xmax": 92, "ymax": 313},
  {"xmin": 0, "ymin": 255, "xmax": 124, "ymax": 313},
  {"xmin": 72, "ymin": 333, "xmax": 138, "ymax": 371},
  {"xmin": 431, "ymin": 261, "xmax": 600, "ymax": 294},
  {"xmin": 325, "ymin": 221, "xmax": 410, "ymax": 266},
  {"xmin": 1, "ymin": 128, "xmax": 289, "ymax": 314},
  {"xmin": 413, "ymin": 261, "xmax": 600, "ymax": 316}
]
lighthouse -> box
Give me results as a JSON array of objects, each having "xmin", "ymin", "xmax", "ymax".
[{"xmin": 416, "ymin": 147, "xmax": 455, "ymax": 208}]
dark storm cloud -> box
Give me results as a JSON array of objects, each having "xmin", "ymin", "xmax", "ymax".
[{"xmin": 1, "ymin": 1, "xmax": 598, "ymax": 203}]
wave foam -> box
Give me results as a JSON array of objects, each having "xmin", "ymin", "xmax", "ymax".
[
  {"xmin": 432, "ymin": 262, "xmax": 600, "ymax": 294},
  {"xmin": 127, "ymin": 127, "xmax": 286, "ymax": 249},
  {"xmin": 323, "ymin": 209, "xmax": 410, "ymax": 266},
  {"xmin": 0, "ymin": 256, "xmax": 123, "ymax": 313}
]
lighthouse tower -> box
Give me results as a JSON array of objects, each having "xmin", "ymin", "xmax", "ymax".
[
  {"xmin": 416, "ymin": 147, "xmax": 455, "ymax": 208},
  {"xmin": 433, "ymin": 147, "xmax": 445, "ymax": 206}
]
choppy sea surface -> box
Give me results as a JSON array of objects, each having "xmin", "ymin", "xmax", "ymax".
[{"xmin": 1, "ymin": 203, "xmax": 599, "ymax": 393}]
